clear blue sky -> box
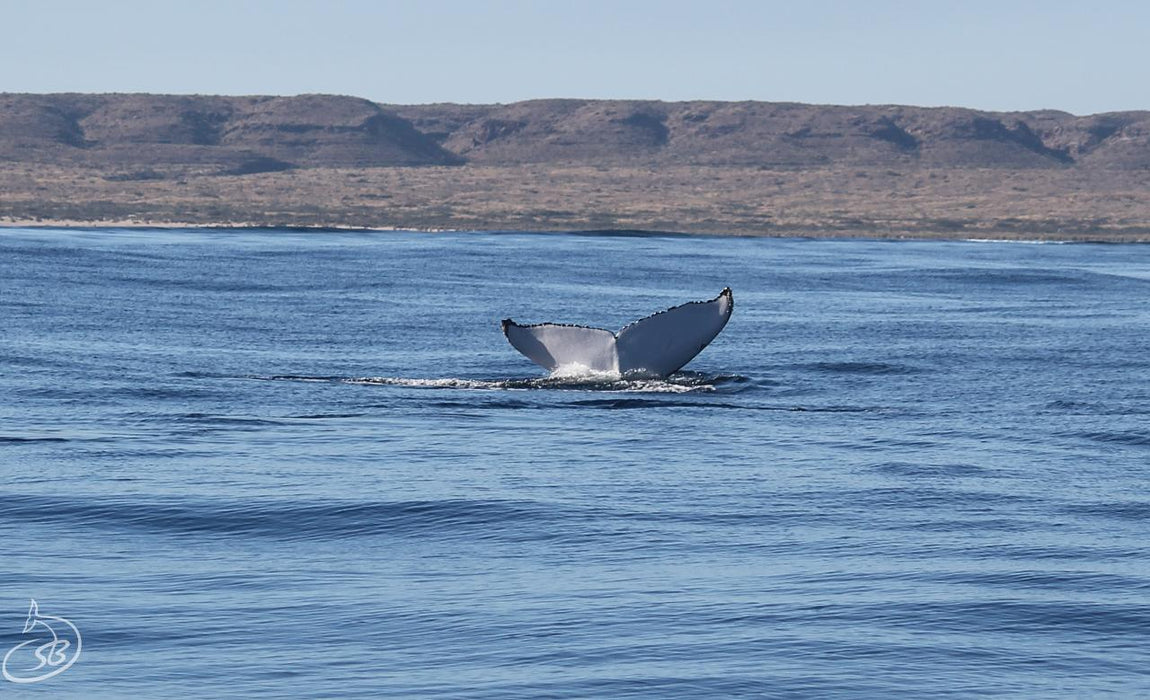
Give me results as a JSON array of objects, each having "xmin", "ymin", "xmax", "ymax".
[{"xmin": 4, "ymin": 0, "xmax": 1147, "ymax": 114}]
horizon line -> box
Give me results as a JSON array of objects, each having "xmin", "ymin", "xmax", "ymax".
[{"xmin": 3, "ymin": 90, "xmax": 1147, "ymax": 117}]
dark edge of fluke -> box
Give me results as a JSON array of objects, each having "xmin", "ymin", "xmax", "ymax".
[{"xmin": 502, "ymin": 288, "xmax": 732, "ymax": 339}]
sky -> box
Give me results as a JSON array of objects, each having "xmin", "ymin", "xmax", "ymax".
[{"xmin": 2, "ymin": 0, "xmax": 1147, "ymax": 115}]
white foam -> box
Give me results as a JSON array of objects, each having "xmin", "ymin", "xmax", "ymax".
[
  {"xmin": 346, "ymin": 377, "xmax": 508, "ymax": 390},
  {"xmin": 549, "ymin": 364, "xmax": 622, "ymax": 380},
  {"xmin": 346, "ymin": 376, "xmax": 714, "ymax": 393}
]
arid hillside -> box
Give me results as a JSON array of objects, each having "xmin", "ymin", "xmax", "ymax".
[
  {"xmin": 391, "ymin": 99, "xmax": 1150, "ymax": 170},
  {"xmin": 2, "ymin": 93, "xmax": 1149, "ymax": 239},
  {"xmin": 0, "ymin": 93, "xmax": 461, "ymax": 172}
]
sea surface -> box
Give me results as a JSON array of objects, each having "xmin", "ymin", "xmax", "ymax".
[{"xmin": 1, "ymin": 228, "xmax": 1148, "ymax": 698}]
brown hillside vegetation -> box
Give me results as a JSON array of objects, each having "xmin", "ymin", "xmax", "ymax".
[
  {"xmin": 2, "ymin": 93, "xmax": 1149, "ymax": 239},
  {"xmin": 391, "ymin": 100, "xmax": 1146, "ymax": 169}
]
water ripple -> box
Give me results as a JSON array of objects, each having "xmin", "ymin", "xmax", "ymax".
[{"xmin": 0, "ymin": 493, "xmax": 613, "ymax": 543}]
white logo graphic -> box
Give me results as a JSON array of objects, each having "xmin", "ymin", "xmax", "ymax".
[{"xmin": 2, "ymin": 599, "xmax": 82, "ymax": 683}]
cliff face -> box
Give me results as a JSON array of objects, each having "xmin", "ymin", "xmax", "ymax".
[{"xmin": 2, "ymin": 93, "xmax": 1149, "ymax": 174}]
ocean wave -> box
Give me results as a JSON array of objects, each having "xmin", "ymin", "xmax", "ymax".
[
  {"xmin": 0, "ymin": 493, "xmax": 603, "ymax": 543},
  {"xmin": 257, "ymin": 371, "xmax": 749, "ymax": 394},
  {"xmin": 797, "ymin": 361, "xmax": 921, "ymax": 375},
  {"xmin": 1060, "ymin": 429, "xmax": 1150, "ymax": 447}
]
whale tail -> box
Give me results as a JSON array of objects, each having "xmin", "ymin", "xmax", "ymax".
[{"xmin": 502, "ymin": 288, "xmax": 733, "ymax": 378}]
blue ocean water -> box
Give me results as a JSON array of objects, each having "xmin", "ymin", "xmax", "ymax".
[{"xmin": 1, "ymin": 228, "xmax": 1148, "ymax": 698}]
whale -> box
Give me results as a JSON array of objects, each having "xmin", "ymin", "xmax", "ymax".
[{"xmin": 501, "ymin": 288, "xmax": 733, "ymax": 378}]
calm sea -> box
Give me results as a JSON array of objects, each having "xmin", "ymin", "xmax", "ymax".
[{"xmin": 1, "ymin": 228, "xmax": 1148, "ymax": 698}]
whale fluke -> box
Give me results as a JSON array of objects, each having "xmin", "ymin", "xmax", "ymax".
[{"xmin": 502, "ymin": 288, "xmax": 733, "ymax": 378}]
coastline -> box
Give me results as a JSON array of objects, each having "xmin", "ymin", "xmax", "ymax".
[
  {"xmin": 0, "ymin": 218, "xmax": 434, "ymax": 232},
  {"xmin": 5, "ymin": 162, "xmax": 1149, "ymax": 244},
  {"xmin": 3, "ymin": 218, "xmax": 1148, "ymax": 243}
]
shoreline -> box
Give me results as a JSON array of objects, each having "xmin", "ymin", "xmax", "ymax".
[
  {"xmin": 3, "ymin": 218, "xmax": 1148, "ymax": 243},
  {"xmin": 5, "ymin": 162, "xmax": 1149, "ymax": 244},
  {"xmin": 0, "ymin": 218, "xmax": 437, "ymax": 232}
]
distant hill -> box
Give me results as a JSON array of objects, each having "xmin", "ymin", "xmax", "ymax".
[
  {"xmin": 0, "ymin": 93, "xmax": 462, "ymax": 173},
  {"xmin": 390, "ymin": 99, "xmax": 1150, "ymax": 169},
  {"xmin": 2, "ymin": 93, "xmax": 1149, "ymax": 172}
]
